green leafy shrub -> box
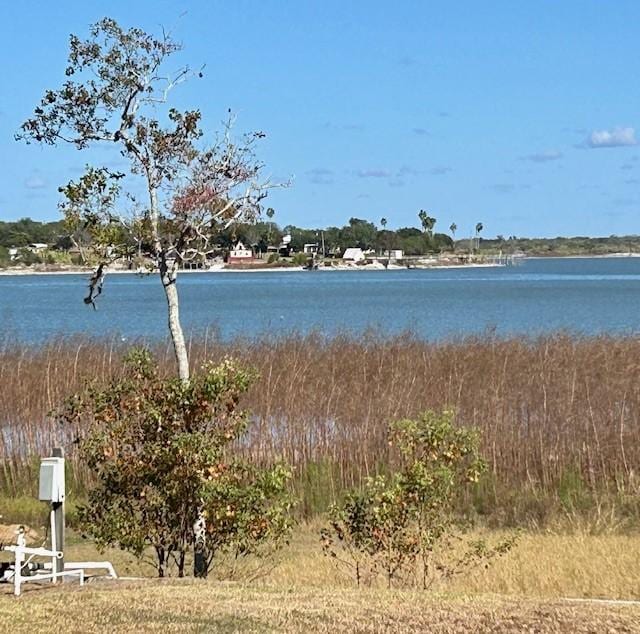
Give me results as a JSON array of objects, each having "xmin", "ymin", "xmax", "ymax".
[
  {"xmin": 267, "ymin": 252, "xmax": 280, "ymax": 264},
  {"xmin": 58, "ymin": 349, "xmax": 295, "ymax": 577},
  {"xmin": 291, "ymin": 252, "xmax": 309, "ymax": 266},
  {"xmin": 321, "ymin": 410, "xmax": 516, "ymax": 588},
  {"xmin": 17, "ymin": 248, "xmax": 43, "ymax": 265}
]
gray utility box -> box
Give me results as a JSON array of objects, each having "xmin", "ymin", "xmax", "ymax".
[{"xmin": 38, "ymin": 457, "xmax": 65, "ymax": 503}]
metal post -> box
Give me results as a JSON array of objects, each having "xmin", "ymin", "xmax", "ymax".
[
  {"xmin": 52, "ymin": 447, "xmax": 65, "ymax": 581},
  {"xmin": 14, "ymin": 543, "xmax": 22, "ymax": 597}
]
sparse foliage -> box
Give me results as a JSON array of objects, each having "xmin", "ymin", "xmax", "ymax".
[
  {"xmin": 18, "ymin": 17, "xmax": 283, "ymax": 380},
  {"xmin": 321, "ymin": 410, "xmax": 516, "ymax": 588}
]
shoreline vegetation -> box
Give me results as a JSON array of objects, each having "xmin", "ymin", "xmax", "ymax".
[
  {"xmin": 0, "ymin": 260, "xmax": 506, "ymax": 276},
  {"xmin": 2, "ymin": 331, "xmax": 639, "ymax": 529},
  {"xmin": 2, "ymin": 218, "xmax": 640, "ymax": 277},
  {"xmin": 2, "ymin": 251, "xmax": 640, "ymax": 276}
]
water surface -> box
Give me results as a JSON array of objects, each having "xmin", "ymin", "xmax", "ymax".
[{"xmin": 1, "ymin": 257, "xmax": 639, "ymax": 343}]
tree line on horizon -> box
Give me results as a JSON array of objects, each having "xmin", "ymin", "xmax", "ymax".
[
  {"xmin": 2, "ymin": 215, "xmax": 640, "ymax": 262},
  {"xmin": 0, "ymin": 214, "xmax": 459, "ymax": 260}
]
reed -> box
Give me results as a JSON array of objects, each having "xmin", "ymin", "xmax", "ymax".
[{"xmin": 1, "ymin": 332, "xmax": 639, "ymax": 524}]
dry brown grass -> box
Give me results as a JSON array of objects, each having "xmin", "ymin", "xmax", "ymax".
[
  {"xmin": 2, "ymin": 580, "xmax": 639, "ymax": 633},
  {"xmin": 2, "ymin": 333, "xmax": 640, "ymax": 522},
  {"xmin": 2, "ymin": 523, "xmax": 640, "ymax": 631},
  {"xmin": 3, "ymin": 523, "xmax": 639, "ymax": 601},
  {"xmin": 263, "ymin": 524, "xmax": 640, "ymax": 601}
]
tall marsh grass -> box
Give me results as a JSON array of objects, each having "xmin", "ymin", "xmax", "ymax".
[{"xmin": 1, "ymin": 332, "xmax": 639, "ymax": 524}]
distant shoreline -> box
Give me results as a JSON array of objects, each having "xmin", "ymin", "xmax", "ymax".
[
  {"xmin": 0, "ymin": 262, "xmax": 502, "ymax": 277},
  {"xmin": 2, "ymin": 252, "xmax": 639, "ymax": 277},
  {"xmin": 526, "ymin": 252, "xmax": 640, "ymax": 259}
]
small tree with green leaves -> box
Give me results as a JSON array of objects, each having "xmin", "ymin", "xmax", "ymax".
[
  {"xmin": 58, "ymin": 349, "xmax": 294, "ymax": 578},
  {"xmin": 321, "ymin": 410, "xmax": 515, "ymax": 588}
]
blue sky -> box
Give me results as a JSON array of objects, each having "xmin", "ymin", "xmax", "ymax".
[{"xmin": 1, "ymin": 1, "xmax": 639, "ymax": 237}]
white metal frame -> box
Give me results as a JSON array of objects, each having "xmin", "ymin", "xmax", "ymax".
[
  {"xmin": 42, "ymin": 560, "xmax": 118, "ymax": 579},
  {"xmin": 2, "ymin": 532, "xmax": 85, "ymax": 596},
  {"xmin": 1, "ymin": 453, "xmax": 118, "ymax": 597}
]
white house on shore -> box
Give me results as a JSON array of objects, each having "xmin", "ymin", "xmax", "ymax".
[
  {"xmin": 7, "ymin": 244, "xmax": 49, "ymax": 261},
  {"xmin": 342, "ymin": 247, "xmax": 366, "ymax": 262},
  {"xmin": 228, "ymin": 241, "xmax": 253, "ymax": 264}
]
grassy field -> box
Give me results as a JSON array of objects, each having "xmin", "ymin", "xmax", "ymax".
[
  {"xmin": 54, "ymin": 523, "xmax": 640, "ymax": 599},
  {"xmin": 2, "ymin": 524, "xmax": 640, "ymax": 632},
  {"xmin": 3, "ymin": 581, "xmax": 640, "ymax": 633}
]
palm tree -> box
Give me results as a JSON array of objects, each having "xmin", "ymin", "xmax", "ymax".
[
  {"xmin": 418, "ymin": 209, "xmax": 436, "ymax": 236},
  {"xmin": 475, "ymin": 222, "xmax": 483, "ymax": 251},
  {"xmin": 449, "ymin": 222, "xmax": 457, "ymax": 251},
  {"xmin": 265, "ymin": 207, "xmax": 276, "ymax": 254},
  {"xmin": 380, "ymin": 217, "xmax": 389, "ymax": 267},
  {"xmin": 418, "ymin": 210, "xmax": 436, "ymax": 254}
]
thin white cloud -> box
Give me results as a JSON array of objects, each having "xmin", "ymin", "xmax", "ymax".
[
  {"xmin": 587, "ymin": 127, "xmax": 638, "ymax": 148},
  {"xmin": 520, "ymin": 150, "xmax": 563, "ymax": 163},
  {"xmin": 429, "ymin": 166, "xmax": 453, "ymax": 175},
  {"xmin": 24, "ymin": 174, "xmax": 47, "ymax": 189},
  {"xmin": 612, "ymin": 197, "xmax": 636, "ymax": 207},
  {"xmin": 398, "ymin": 165, "xmax": 423, "ymax": 177},
  {"xmin": 307, "ymin": 168, "xmax": 334, "ymax": 185},
  {"xmin": 491, "ymin": 183, "xmax": 516, "ymax": 194},
  {"xmin": 357, "ymin": 169, "xmax": 392, "ymax": 178}
]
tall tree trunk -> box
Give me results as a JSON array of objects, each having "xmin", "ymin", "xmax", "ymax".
[
  {"xmin": 158, "ymin": 259, "xmax": 208, "ymax": 577},
  {"xmin": 150, "ymin": 182, "xmax": 208, "ymax": 578},
  {"xmin": 160, "ymin": 259, "xmax": 189, "ymax": 382}
]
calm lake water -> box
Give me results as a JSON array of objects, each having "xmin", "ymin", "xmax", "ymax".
[{"xmin": 1, "ymin": 257, "xmax": 640, "ymax": 344}]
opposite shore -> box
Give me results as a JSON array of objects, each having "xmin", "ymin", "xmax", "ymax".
[
  {"xmin": 3, "ymin": 252, "xmax": 640, "ymax": 276},
  {"xmin": 0, "ymin": 260, "xmax": 509, "ymax": 276}
]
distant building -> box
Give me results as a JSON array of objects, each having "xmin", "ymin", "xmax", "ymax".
[
  {"xmin": 303, "ymin": 243, "xmax": 319, "ymax": 254},
  {"xmin": 8, "ymin": 247, "xmax": 19, "ymax": 261},
  {"xmin": 389, "ymin": 249, "xmax": 403, "ymax": 260},
  {"xmin": 28, "ymin": 243, "xmax": 48, "ymax": 253},
  {"xmin": 278, "ymin": 234, "xmax": 292, "ymax": 257},
  {"xmin": 228, "ymin": 241, "xmax": 253, "ymax": 263},
  {"xmin": 342, "ymin": 247, "xmax": 366, "ymax": 262}
]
